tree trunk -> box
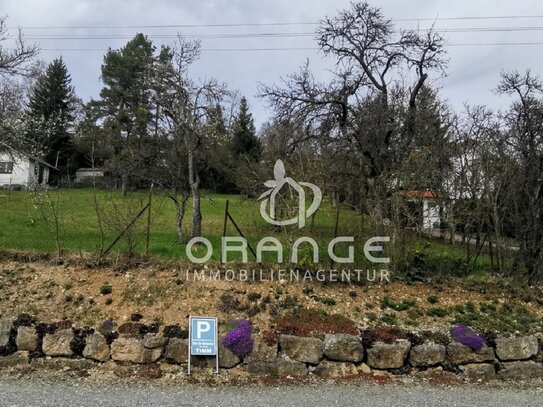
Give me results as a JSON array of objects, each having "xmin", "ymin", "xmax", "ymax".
[
  {"xmin": 174, "ymin": 194, "xmax": 189, "ymax": 243},
  {"xmin": 191, "ymin": 186, "xmax": 202, "ymax": 238},
  {"xmin": 187, "ymin": 143, "xmax": 202, "ymax": 238},
  {"xmin": 121, "ymin": 173, "xmax": 129, "ymax": 197}
]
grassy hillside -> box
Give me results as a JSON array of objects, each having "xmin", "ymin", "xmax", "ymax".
[{"xmin": 0, "ymin": 188, "xmax": 492, "ymax": 274}]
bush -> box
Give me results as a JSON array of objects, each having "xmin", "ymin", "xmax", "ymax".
[
  {"xmin": 218, "ymin": 292, "xmax": 247, "ymax": 312},
  {"xmin": 426, "ymin": 295, "xmax": 439, "ymax": 304},
  {"xmin": 315, "ymin": 296, "xmax": 336, "ymax": 306},
  {"xmin": 100, "ymin": 285, "xmax": 112, "ymax": 295},
  {"xmin": 426, "ymin": 307, "xmax": 449, "ymax": 318},
  {"xmin": 247, "ymin": 292, "xmax": 261, "ymax": 302},
  {"xmin": 381, "ymin": 296, "xmax": 416, "ymax": 311},
  {"xmin": 221, "ymin": 319, "xmax": 254, "ymax": 358}
]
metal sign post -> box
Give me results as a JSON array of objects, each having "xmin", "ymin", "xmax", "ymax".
[{"xmin": 187, "ymin": 316, "xmax": 219, "ymax": 375}]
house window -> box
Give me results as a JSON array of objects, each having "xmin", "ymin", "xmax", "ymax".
[{"xmin": 0, "ymin": 162, "xmax": 13, "ymax": 174}]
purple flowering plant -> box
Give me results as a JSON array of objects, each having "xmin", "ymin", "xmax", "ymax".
[
  {"xmin": 221, "ymin": 319, "xmax": 254, "ymax": 358},
  {"xmin": 451, "ymin": 324, "xmax": 485, "ymax": 350}
]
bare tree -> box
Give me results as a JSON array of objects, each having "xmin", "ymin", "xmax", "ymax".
[
  {"xmin": 0, "ymin": 16, "xmax": 38, "ymax": 151},
  {"xmin": 155, "ymin": 36, "xmax": 227, "ymax": 239},
  {"xmin": 259, "ymin": 1, "xmax": 447, "ymax": 227},
  {"xmin": 0, "ymin": 16, "xmax": 38, "ymax": 77},
  {"xmin": 497, "ymin": 70, "xmax": 543, "ymax": 281}
]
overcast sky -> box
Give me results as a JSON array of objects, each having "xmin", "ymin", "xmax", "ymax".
[{"xmin": 3, "ymin": 0, "xmax": 543, "ymax": 127}]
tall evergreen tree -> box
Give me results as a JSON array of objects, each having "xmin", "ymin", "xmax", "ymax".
[
  {"xmin": 201, "ymin": 104, "xmax": 235, "ymax": 192},
  {"xmin": 98, "ymin": 34, "xmax": 156, "ymax": 195},
  {"xmin": 231, "ymin": 97, "xmax": 261, "ymax": 161},
  {"xmin": 26, "ymin": 57, "xmax": 76, "ymax": 168}
]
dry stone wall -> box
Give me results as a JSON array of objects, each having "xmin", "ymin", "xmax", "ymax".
[{"xmin": 0, "ymin": 316, "xmax": 542, "ymax": 381}]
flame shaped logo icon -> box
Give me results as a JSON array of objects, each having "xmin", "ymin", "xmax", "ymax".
[{"xmin": 258, "ymin": 159, "xmax": 322, "ymax": 228}]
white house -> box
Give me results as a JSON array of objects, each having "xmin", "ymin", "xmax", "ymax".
[
  {"xmin": 0, "ymin": 148, "xmax": 55, "ymax": 188},
  {"xmin": 400, "ymin": 190, "xmax": 444, "ymax": 230},
  {"xmin": 75, "ymin": 167, "xmax": 105, "ymax": 183}
]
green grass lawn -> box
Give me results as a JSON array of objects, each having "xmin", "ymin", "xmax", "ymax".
[{"xmin": 0, "ymin": 188, "xmax": 494, "ymax": 273}]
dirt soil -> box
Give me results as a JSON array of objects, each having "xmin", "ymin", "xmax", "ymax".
[{"xmin": 0, "ymin": 254, "xmax": 542, "ymax": 335}]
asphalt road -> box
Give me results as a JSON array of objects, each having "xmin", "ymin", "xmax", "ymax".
[{"xmin": 0, "ymin": 381, "xmax": 542, "ymax": 407}]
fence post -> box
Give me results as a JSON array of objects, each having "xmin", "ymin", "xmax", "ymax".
[
  {"xmin": 330, "ymin": 205, "xmax": 340, "ymax": 268},
  {"xmin": 145, "ymin": 183, "xmax": 154, "ymax": 256}
]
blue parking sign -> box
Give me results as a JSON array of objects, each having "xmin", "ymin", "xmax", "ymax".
[{"xmin": 189, "ymin": 317, "xmax": 217, "ymax": 356}]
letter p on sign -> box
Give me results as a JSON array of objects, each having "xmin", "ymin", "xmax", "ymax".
[{"xmin": 196, "ymin": 320, "xmax": 211, "ymax": 338}]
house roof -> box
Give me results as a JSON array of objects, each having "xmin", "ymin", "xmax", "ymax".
[
  {"xmin": 76, "ymin": 167, "xmax": 106, "ymax": 173},
  {"xmin": 0, "ymin": 142, "xmax": 57, "ymax": 170},
  {"xmin": 400, "ymin": 190, "xmax": 444, "ymax": 199}
]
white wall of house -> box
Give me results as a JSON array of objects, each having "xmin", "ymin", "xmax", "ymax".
[
  {"xmin": 75, "ymin": 168, "xmax": 105, "ymax": 182},
  {"xmin": 0, "ymin": 153, "xmax": 30, "ymax": 186},
  {"xmin": 423, "ymin": 199, "xmax": 441, "ymax": 229},
  {"xmin": 0, "ymin": 152, "xmax": 50, "ymax": 187}
]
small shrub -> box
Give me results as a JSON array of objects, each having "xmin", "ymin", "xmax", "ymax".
[
  {"xmin": 302, "ymin": 287, "xmax": 314, "ymax": 296},
  {"xmin": 451, "ymin": 324, "xmax": 485, "ymax": 350},
  {"xmin": 366, "ymin": 312, "xmax": 377, "ymax": 322},
  {"xmin": 105, "ymin": 298, "xmax": 113, "ymax": 305},
  {"xmin": 100, "ymin": 285, "xmax": 112, "ymax": 295},
  {"xmin": 63, "ymin": 282, "xmax": 73, "ymax": 290},
  {"xmin": 218, "ymin": 292, "xmax": 246, "ymax": 312},
  {"xmin": 315, "ymin": 296, "xmax": 336, "ymax": 306},
  {"xmin": 381, "ymin": 296, "xmax": 416, "ymax": 311},
  {"xmin": 465, "ymin": 301, "xmax": 476, "ymax": 313},
  {"xmin": 74, "ymin": 294, "xmax": 84, "ymax": 305},
  {"xmin": 427, "ymin": 307, "xmax": 449, "ymax": 318},
  {"xmin": 407, "ymin": 308, "xmax": 424, "ymax": 320},
  {"xmin": 64, "ymin": 294, "xmax": 73, "ymax": 303},
  {"xmin": 221, "ymin": 319, "xmax": 254, "ymax": 358},
  {"xmin": 281, "ymin": 294, "xmax": 299, "ymax": 307},
  {"xmin": 246, "ymin": 305, "xmax": 260, "ymax": 317},
  {"xmin": 426, "ymin": 295, "xmax": 439, "ymax": 304},
  {"xmin": 380, "ymin": 313, "xmax": 397, "ymax": 325},
  {"xmin": 348, "ymin": 290, "xmax": 357, "ymax": 298},
  {"xmin": 453, "ymin": 304, "xmax": 465, "ymax": 314},
  {"xmin": 247, "ymin": 292, "xmax": 261, "ymax": 302},
  {"xmin": 479, "ymin": 302, "xmax": 497, "ymax": 313}
]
